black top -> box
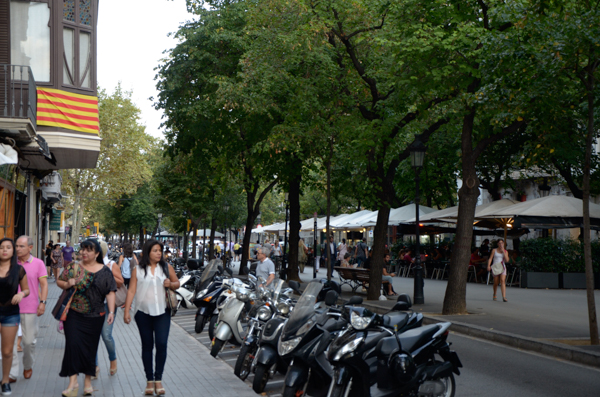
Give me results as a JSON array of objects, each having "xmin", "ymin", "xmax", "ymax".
[
  {"xmin": 0, "ymin": 265, "xmax": 26, "ymax": 316},
  {"xmin": 59, "ymin": 264, "xmax": 117, "ymax": 318}
]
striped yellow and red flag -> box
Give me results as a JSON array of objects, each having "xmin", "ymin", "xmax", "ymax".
[{"xmin": 37, "ymin": 88, "xmax": 99, "ymax": 134}]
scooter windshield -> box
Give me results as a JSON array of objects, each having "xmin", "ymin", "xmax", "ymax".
[
  {"xmin": 198, "ymin": 260, "xmax": 220, "ymax": 289},
  {"xmin": 281, "ymin": 281, "xmax": 323, "ymax": 340}
]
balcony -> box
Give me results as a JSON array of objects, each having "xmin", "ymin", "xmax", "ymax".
[{"xmin": 0, "ymin": 65, "xmax": 37, "ymax": 141}]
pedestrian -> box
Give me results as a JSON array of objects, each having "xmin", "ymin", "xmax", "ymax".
[
  {"xmin": 123, "ymin": 240, "xmax": 180, "ymax": 396},
  {"xmin": 0, "ymin": 238, "xmax": 30, "ymax": 396},
  {"xmin": 255, "ymin": 245, "xmax": 275, "ymax": 287},
  {"xmin": 45, "ymin": 240, "xmax": 53, "ymax": 280},
  {"xmin": 353, "ymin": 238, "xmax": 368, "ymax": 267},
  {"xmin": 94, "ymin": 241, "xmax": 124, "ymax": 379},
  {"xmin": 487, "ymin": 240, "xmax": 509, "ymax": 302},
  {"xmin": 51, "ymin": 244, "xmax": 63, "ymax": 281},
  {"xmin": 298, "ymin": 239, "xmax": 308, "ymax": 273},
  {"xmin": 233, "ymin": 241, "xmax": 241, "ymax": 262},
  {"xmin": 62, "ymin": 241, "xmax": 75, "ymax": 269},
  {"xmin": 57, "ymin": 239, "xmax": 117, "ymax": 397},
  {"xmin": 15, "ymin": 236, "xmax": 48, "ymax": 382},
  {"xmin": 337, "ymin": 239, "xmax": 348, "ymax": 263},
  {"xmin": 325, "ymin": 235, "xmax": 337, "ymax": 278},
  {"xmin": 118, "ymin": 243, "xmax": 135, "ymax": 287}
]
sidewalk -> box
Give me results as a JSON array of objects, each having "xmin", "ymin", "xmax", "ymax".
[
  {"xmin": 299, "ymin": 267, "xmax": 600, "ymax": 367},
  {"xmin": 5, "ymin": 279, "xmax": 258, "ymax": 397}
]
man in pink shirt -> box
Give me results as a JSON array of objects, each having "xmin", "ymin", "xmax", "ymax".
[{"xmin": 16, "ymin": 236, "xmax": 48, "ymax": 380}]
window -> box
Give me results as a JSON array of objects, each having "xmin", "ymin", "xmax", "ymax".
[
  {"xmin": 10, "ymin": 1, "xmax": 51, "ymax": 82},
  {"xmin": 62, "ymin": 0, "xmax": 93, "ymax": 89}
]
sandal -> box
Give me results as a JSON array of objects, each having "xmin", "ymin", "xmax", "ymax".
[
  {"xmin": 503, "ymin": 297, "xmax": 508, "ymax": 302},
  {"xmin": 83, "ymin": 387, "xmax": 95, "ymax": 396},
  {"xmin": 155, "ymin": 381, "xmax": 165, "ymax": 395},
  {"xmin": 92, "ymin": 366, "xmax": 100, "ymax": 380},
  {"xmin": 144, "ymin": 381, "xmax": 155, "ymax": 395},
  {"xmin": 110, "ymin": 360, "xmax": 117, "ymax": 376},
  {"xmin": 62, "ymin": 387, "xmax": 79, "ymax": 397},
  {"xmin": 493, "ymin": 296, "xmax": 497, "ymax": 301}
]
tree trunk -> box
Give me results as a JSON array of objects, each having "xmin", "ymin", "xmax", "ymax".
[
  {"xmin": 182, "ymin": 227, "xmax": 188, "ymax": 260},
  {"xmin": 367, "ymin": 205, "xmax": 391, "ymax": 300},
  {"xmin": 326, "ymin": 137, "xmax": 333, "ymax": 281},
  {"xmin": 443, "ymin": 111, "xmax": 479, "ymax": 315},
  {"xmin": 209, "ymin": 218, "xmax": 217, "ymax": 260},
  {"xmin": 72, "ymin": 191, "xmax": 80, "ymax": 242},
  {"xmin": 582, "ymin": 73, "xmax": 599, "ymax": 345},
  {"xmin": 287, "ymin": 175, "xmax": 301, "ymax": 282},
  {"xmin": 139, "ymin": 226, "xmax": 145, "ymax": 248},
  {"xmin": 192, "ymin": 224, "xmax": 198, "ymax": 259}
]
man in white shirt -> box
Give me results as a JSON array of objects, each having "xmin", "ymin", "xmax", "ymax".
[{"xmin": 256, "ymin": 245, "xmax": 275, "ymax": 287}]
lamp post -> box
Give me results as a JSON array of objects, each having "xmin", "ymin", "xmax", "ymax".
[
  {"xmin": 157, "ymin": 213, "xmax": 163, "ymax": 239},
  {"xmin": 257, "ymin": 212, "xmax": 261, "ymax": 244},
  {"xmin": 409, "ymin": 135, "xmax": 426, "ymax": 305},
  {"xmin": 224, "ymin": 205, "xmax": 230, "ymax": 260},
  {"xmin": 283, "ymin": 193, "xmax": 290, "ymax": 279}
]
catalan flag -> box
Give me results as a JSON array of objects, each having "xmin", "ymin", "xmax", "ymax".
[{"xmin": 37, "ymin": 88, "xmax": 99, "ymax": 134}]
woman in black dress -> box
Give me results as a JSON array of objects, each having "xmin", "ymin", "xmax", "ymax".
[
  {"xmin": 57, "ymin": 239, "xmax": 116, "ymax": 397},
  {"xmin": 0, "ymin": 238, "xmax": 30, "ymax": 396}
]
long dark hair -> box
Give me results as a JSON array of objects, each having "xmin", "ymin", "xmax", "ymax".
[
  {"xmin": 0, "ymin": 238, "xmax": 20, "ymax": 290},
  {"xmin": 79, "ymin": 239, "xmax": 104, "ymax": 264},
  {"xmin": 139, "ymin": 239, "xmax": 167, "ymax": 277},
  {"xmin": 123, "ymin": 243, "xmax": 133, "ymax": 258}
]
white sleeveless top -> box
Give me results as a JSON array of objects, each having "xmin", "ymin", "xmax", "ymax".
[
  {"xmin": 492, "ymin": 250, "xmax": 505, "ymax": 265},
  {"xmin": 134, "ymin": 264, "xmax": 167, "ymax": 316}
]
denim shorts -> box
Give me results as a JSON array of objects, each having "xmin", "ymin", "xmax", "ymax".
[{"xmin": 0, "ymin": 313, "xmax": 20, "ymax": 327}]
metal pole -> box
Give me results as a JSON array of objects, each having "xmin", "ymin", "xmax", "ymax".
[
  {"xmin": 414, "ymin": 168, "xmax": 424, "ymax": 304},
  {"xmin": 313, "ymin": 212, "xmax": 317, "ymax": 279}
]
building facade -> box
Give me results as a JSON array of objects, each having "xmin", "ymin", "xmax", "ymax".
[{"xmin": 0, "ymin": 0, "xmax": 100, "ymax": 256}]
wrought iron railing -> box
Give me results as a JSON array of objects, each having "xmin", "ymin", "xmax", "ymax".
[{"xmin": 0, "ymin": 64, "xmax": 37, "ymax": 126}]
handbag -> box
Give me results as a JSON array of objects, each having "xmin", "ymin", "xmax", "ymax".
[
  {"xmin": 115, "ymin": 284, "xmax": 128, "ymax": 307},
  {"xmin": 491, "ymin": 261, "xmax": 504, "ymax": 277},
  {"xmin": 165, "ymin": 288, "xmax": 178, "ymax": 316},
  {"xmin": 51, "ymin": 263, "xmax": 80, "ymax": 321}
]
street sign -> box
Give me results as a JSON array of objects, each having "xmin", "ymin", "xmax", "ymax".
[{"xmin": 49, "ymin": 209, "xmax": 61, "ymax": 231}]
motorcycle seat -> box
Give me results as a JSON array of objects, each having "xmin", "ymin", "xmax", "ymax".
[
  {"xmin": 395, "ymin": 324, "xmax": 439, "ymax": 353},
  {"xmin": 382, "ymin": 313, "xmax": 409, "ymax": 330}
]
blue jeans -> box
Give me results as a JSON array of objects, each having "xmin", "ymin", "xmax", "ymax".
[
  {"xmin": 134, "ymin": 310, "xmax": 171, "ymax": 381},
  {"xmin": 96, "ymin": 305, "xmax": 117, "ymax": 365}
]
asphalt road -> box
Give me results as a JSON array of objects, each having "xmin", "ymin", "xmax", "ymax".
[{"xmin": 451, "ymin": 333, "xmax": 600, "ymax": 396}]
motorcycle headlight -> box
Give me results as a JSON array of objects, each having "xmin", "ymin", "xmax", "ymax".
[
  {"xmin": 236, "ymin": 291, "xmax": 249, "ymax": 301},
  {"xmin": 350, "ymin": 311, "xmax": 372, "ymax": 330},
  {"xmin": 332, "ymin": 336, "xmax": 364, "ymax": 361},
  {"xmin": 196, "ymin": 289, "xmax": 208, "ymax": 300},
  {"xmin": 257, "ymin": 305, "xmax": 273, "ymax": 321},
  {"xmin": 276, "ymin": 302, "xmax": 290, "ymax": 315},
  {"xmin": 278, "ymin": 336, "xmax": 302, "ymax": 356}
]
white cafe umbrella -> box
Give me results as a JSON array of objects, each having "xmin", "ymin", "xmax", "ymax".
[{"xmin": 365, "ymin": 204, "xmax": 437, "ymax": 226}]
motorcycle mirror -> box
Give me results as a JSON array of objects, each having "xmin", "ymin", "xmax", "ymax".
[
  {"xmin": 225, "ymin": 268, "xmax": 233, "ymax": 276},
  {"xmin": 324, "ymin": 290, "xmax": 338, "ymax": 306},
  {"xmin": 346, "ymin": 296, "xmax": 363, "ymax": 306}
]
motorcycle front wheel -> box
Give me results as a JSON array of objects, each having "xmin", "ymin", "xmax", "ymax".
[
  {"xmin": 234, "ymin": 344, "xmax": 256, "ymax": 380},
  {"xmin": 253, "ymin": 362, "xmax": 276, "ymax": 394},
  {"xmin": 328, "ymin": 378, "xmax": 353, "ymax": 397},
  {"xmin": 210, "ymin": 338, "xmax": 225, "ymax": 358},
  {"xmin": 195, "ymin": 314, "xmax": 206, "ymax": 334}
]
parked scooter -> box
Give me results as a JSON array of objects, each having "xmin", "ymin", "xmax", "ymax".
[
  {"xmin": 277, "ymin": 281, "xmax": 352, "ymax": 397},
  {"xmin": 210, "ymin": 275, "xmax": 258, "ymax": 357},
  {"xmin": 251, "ymin": 281, "xmax": 301, "ymax": 393},
  {"xmin": 194, "ymin": 260, "xmax": 233, "ymax": 333},
  {"xmin": 327, "ymin": 311, "xmax": 461, "ymax": 396},
  {"xmin": 325, "ymin": 294, "xmax": 424, "ymax": 397},
  {"xmin": 176, "ymin": 269, "xmax": 203, "ymax": 309}
]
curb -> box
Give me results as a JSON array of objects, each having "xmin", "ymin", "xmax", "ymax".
[{"xmin": 359, "ymin": 301, "xmax": 600, "ymax": 369}]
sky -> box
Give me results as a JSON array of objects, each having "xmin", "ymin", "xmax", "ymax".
[{"xmin": 97, "ymin": 0, "xmax": 193, "ymax": 139}]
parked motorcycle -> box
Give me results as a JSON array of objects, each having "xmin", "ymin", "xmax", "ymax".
[
  {"xmin": 327, "ymin": 311, "xmax": 461, "ymax": 397},
  {"xmin": 251, "ymin": 280, "xmax": 301, "ymax": 393},
  {"xmin": 175, "ymin": 269, "xmax": 203, "ymax": 310},
  {"xmin": 325, "ymin": 294, "xmax": 425, "ymax": 397},
  {"xmin": 277, "ymin": 281, "xmax": 353, "ymax": 397},
  {"xmin": 194, "ymin": 260, "xmax": 233, "ymax": 333},
  {"xmin": 210, "ymin": 276, "xmax": 258, "ymax": 357}
]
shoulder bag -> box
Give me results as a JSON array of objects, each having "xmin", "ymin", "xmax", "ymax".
[
  {"xmin": 491, "ymin": 261, "xmax": 504, "ymax": 277},
  {"xmin": 164, "ymin": 265, "xmax": 178, "ymax": 316},
  {"xmin": 109, "ymin": 261, "xmax": 128, "ymax": 307},
  {"xmin": 51, "ymin": 263, "xmax": 80, "ymax": 321}
]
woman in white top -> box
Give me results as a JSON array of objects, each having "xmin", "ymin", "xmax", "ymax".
[
  {"xmin": 123, "ymin": 240, "xmax": 179, "ymax": 396},
  {"xmin": 487, "ymin": 240, "xmax": 510, "ymax": 302}
]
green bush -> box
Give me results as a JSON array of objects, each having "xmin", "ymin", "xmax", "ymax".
[{"xmin": 519, "ymin": 238, "xmax": 600, "ymax": 273}]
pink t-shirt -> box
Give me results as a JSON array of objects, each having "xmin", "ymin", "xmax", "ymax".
[{"xmin": 18, "ymin": 255, "xmax": 48, "ymax": 314}]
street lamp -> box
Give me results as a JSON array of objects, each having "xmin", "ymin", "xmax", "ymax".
[
  {"xmin": 157, "ymin": 213, "xmax": 163, "ymax": 239},
  {"xmin": 224, "ymin": 205, "xmax": 230, "ymax": 259},
  {"xmin": 409, "ymin": 135, "xmax": 426, "ymax": 305},
  {"xmin": 283, "ymin": 192, "xmax": 290, "ymax": 280}
]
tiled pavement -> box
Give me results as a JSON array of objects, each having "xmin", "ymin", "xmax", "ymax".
[{"xmin": 5, "ymin": 279, "xmax": 258, "ymax": 397}]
